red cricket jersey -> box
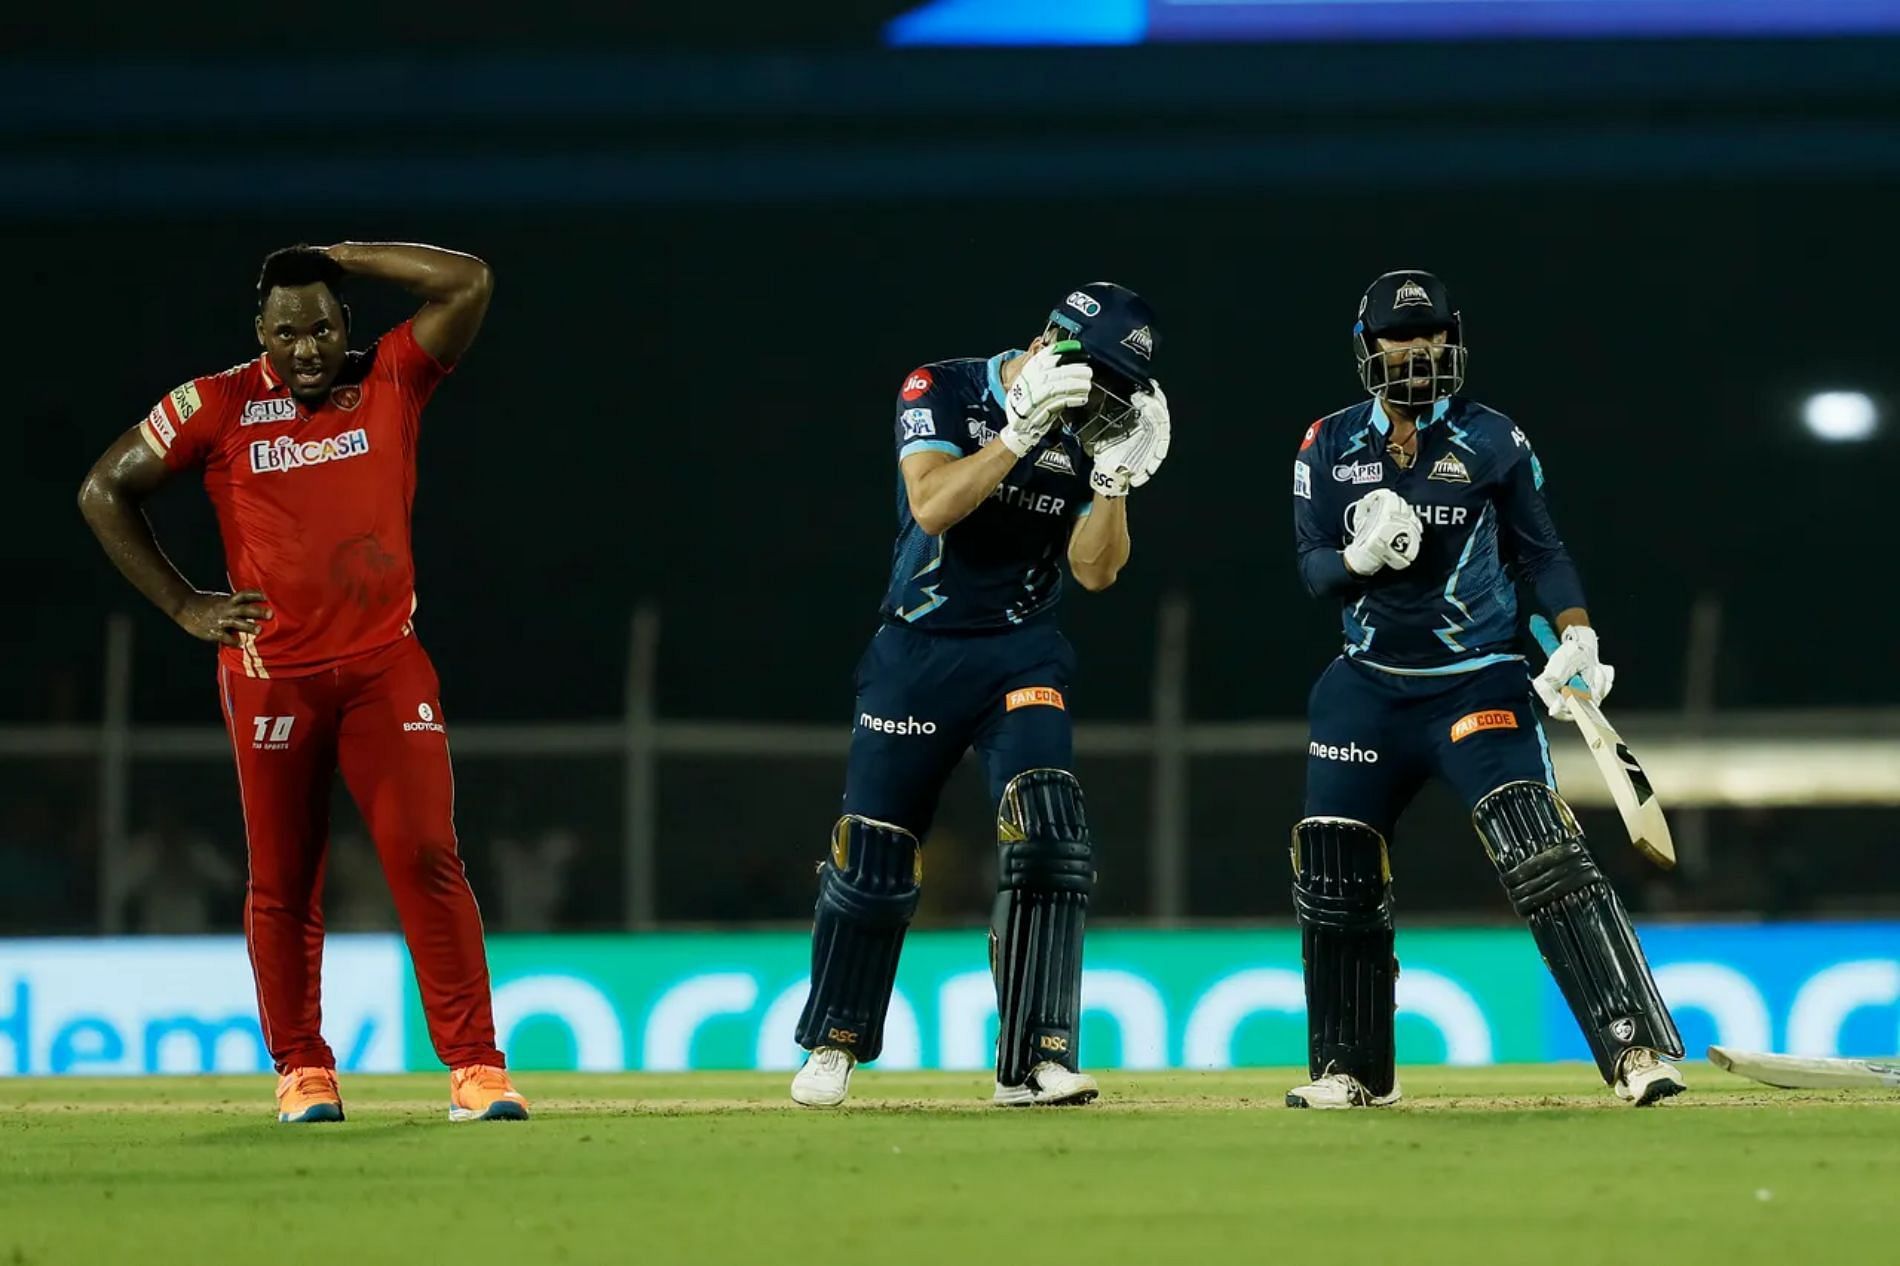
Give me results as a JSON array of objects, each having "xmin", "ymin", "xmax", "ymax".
[{"xmin": 140, "ymin": 320, "xmax": 449, "ymax": 679}]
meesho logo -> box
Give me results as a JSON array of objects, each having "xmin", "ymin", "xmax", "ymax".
[{"xmin": 250, "ymin": 428, "xmax": 370, "ymax": 474}]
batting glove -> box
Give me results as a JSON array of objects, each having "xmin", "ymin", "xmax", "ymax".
[
  {"xmin": 1342, "ymin": 489, "xmax": 1424, "ymax": 576},
  {"xmin": 1001, "ymin": 345, "xmax": 1092, "ymax": 457},
  {"xmin": 1533, "ymin": 625, "xmax": 1616, "ymax": 721}
]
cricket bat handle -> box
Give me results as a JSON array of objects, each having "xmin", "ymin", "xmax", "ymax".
[{"xmin": 1529, "ymin": 614, "xmax": 1590, "ymax": 696}]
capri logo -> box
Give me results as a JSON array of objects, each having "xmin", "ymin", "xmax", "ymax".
[
  {"xmin": 858, "ymin": 712, "xmax": 938, "ymax": 736},
  {"xmin": 250, "ymin": 428, "xmax": 370, "ymax": 474}
]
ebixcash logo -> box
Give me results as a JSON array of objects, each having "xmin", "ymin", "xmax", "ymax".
[{"xmin": 250, "ymin": 428, "xmax": 369, "ymax": 474}]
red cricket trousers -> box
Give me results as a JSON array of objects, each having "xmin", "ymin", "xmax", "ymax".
[{"xmin": 218, "ymin": 636, "xmax": 502, "ymax": 1073}]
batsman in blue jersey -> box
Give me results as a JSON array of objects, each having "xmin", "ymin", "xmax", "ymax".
[
  {"xmin": 1287, "ymin": 271, "xmax": 1684, "ymax": 1108},
  {"xmin": 791, "ymin": 283, "xmax": 1171, "ymax": 1108}
]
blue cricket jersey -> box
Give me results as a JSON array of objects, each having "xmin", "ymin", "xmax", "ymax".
[
  {"xmin": 879, "ymin": 353, "xmax": 1095, "ymax": 631},
  {"xmin": 1293, "ymin": 396, "xmax": 1586, "ymax": 675}
]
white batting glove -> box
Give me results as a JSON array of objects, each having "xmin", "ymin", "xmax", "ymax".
[
  {"xmin": 1533, "ymin": 626, "xmax": 1616, "ymax": 721},
  {"xmin": 1342, "ymin": 489, "xmax": 1424, "ymax": 576},
  {"xmin": 1088, "ymin": 421, "xmax": 1162, "ymax": 498},
  {"xmin": 1001, "ymin": 345, "xmax": 1092, "ymax": 457},
  {"xmin": 1128, "ymin": 382, "xmax": 1171, "ymax": 488}
]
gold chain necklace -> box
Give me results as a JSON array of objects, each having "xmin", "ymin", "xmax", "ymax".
[{"xmin": 1386, "ymin": 425, "xmax": 1419, "ymax": 470}]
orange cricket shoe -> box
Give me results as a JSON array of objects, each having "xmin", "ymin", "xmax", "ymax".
[
  {"xmin": 449, "ymin": 1065, "xmax": 530, "ymax": 1122},
  {"xmin": 276, "ymin": 1066, "xmax": 345, "ymax": 1124}
]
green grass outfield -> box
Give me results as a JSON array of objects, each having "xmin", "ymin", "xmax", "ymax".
[{"xmin": 3, "ymin": 1065, "xmax": 1896, "ymax": 1266}]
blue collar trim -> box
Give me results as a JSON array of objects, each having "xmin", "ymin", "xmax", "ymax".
[
  {"xmin": 1370, "ymin": 397, "xmax": 1451, "ymax": 436},
  {"xmin": 987, "ymin": 349, "xmax": 1023, "ymax": 409}
]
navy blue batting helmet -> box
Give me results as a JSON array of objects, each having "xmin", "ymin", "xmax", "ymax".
[{"xmin": 1045, "ymin": 282, "xmax": 1160, "ymax": 449}]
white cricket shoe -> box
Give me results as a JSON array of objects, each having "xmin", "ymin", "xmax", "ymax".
[
  {"xmin": 1613, "ymin": 1047, "xmax": 1685, "ymax": 1106},
  {"xmin": 790, "ymin": 1047, "xmax": 856, "ymax": 1107},
  {"xmin": 993, "ymin": 1062, "xmax": 1100, "ymax": 1107},
  {"xmin": 1285, "ymin": 1071, "xmax": 1403, "ymax": 1109}
]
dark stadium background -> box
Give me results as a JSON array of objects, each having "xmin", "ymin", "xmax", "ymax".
[{"xmin": 4, "ymin": 2, "xmax": 1896, "ymax": 931}]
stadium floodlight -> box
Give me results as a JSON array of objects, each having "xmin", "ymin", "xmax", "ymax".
[{"xmin": 1801, "ymin": 391, "xmax": 1879, "ymax": 442}]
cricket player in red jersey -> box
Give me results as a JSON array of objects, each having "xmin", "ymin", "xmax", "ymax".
[{"xmin": 78, "ymin": 242, "xmax": 528, "ymax": 1124}]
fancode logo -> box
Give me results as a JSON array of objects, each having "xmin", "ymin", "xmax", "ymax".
[
  {"xmin": 1064, "ymin": 291, "xmax": 1102, "ymax": 318},
  {"xmin": 1005, "ymin": 687, "xmax": 1065, "ymax": 713},
  {"xmin": 1332, "ymin": 460, "xmax": 1384, "ymax": 485},
  {"xmin": 1450, "ymin": 711, "xmax": 1518, "ymax": 743},
  {"xmin": 249, "ymin": 428, "xmax": 370, "ymax": 474},
  {"xmin": 901, "ymin": 369, "xmax": 934, "ymax": 402},
  {"xmin": 241, "ymin": 399, "xmax": 299, "ymax": 426}
]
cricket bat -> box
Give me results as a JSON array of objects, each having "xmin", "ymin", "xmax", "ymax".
[
  {"xmin": 1707, "ymin": 1046, "xmax": 1900, "ymax": 1090},
  {"xmin": 1529, "ymin": 615, "xmax": 1676, "ymax": 869}
]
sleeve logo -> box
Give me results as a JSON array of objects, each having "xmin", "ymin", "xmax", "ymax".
[
  {"xmin": 1005, "ymin": 686, "xmax": 1066, "ymax": 712},
  {"xmin": 1299, "ymin": 420, "xmax": 1322, "ymax": 452},
  {"xmin": 168, "ymin": 382, "xmax": 203, "ymax": 424},
  {"xmin": 900, "ymin": 407, "xmax": 936, "ymax": 439},
  {"xmin": 1451, "ymin": 710, "xmax": 1519, "ymax": 743},
  {"xmin": 144, "ymin": 404, "xmax": 176, "ymax": 446},
  {"xmin": 901, "ymin": 369, "xmax": 934, "ymax": 401},
  {"xmin": 1294, "ymin": 460, "xmax": 1311, "ymax": 500}
]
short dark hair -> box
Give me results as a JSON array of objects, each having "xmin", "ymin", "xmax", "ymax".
[{"xmin": 256, "ymin": 245, "xmax": 344, "ymax": 310}]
